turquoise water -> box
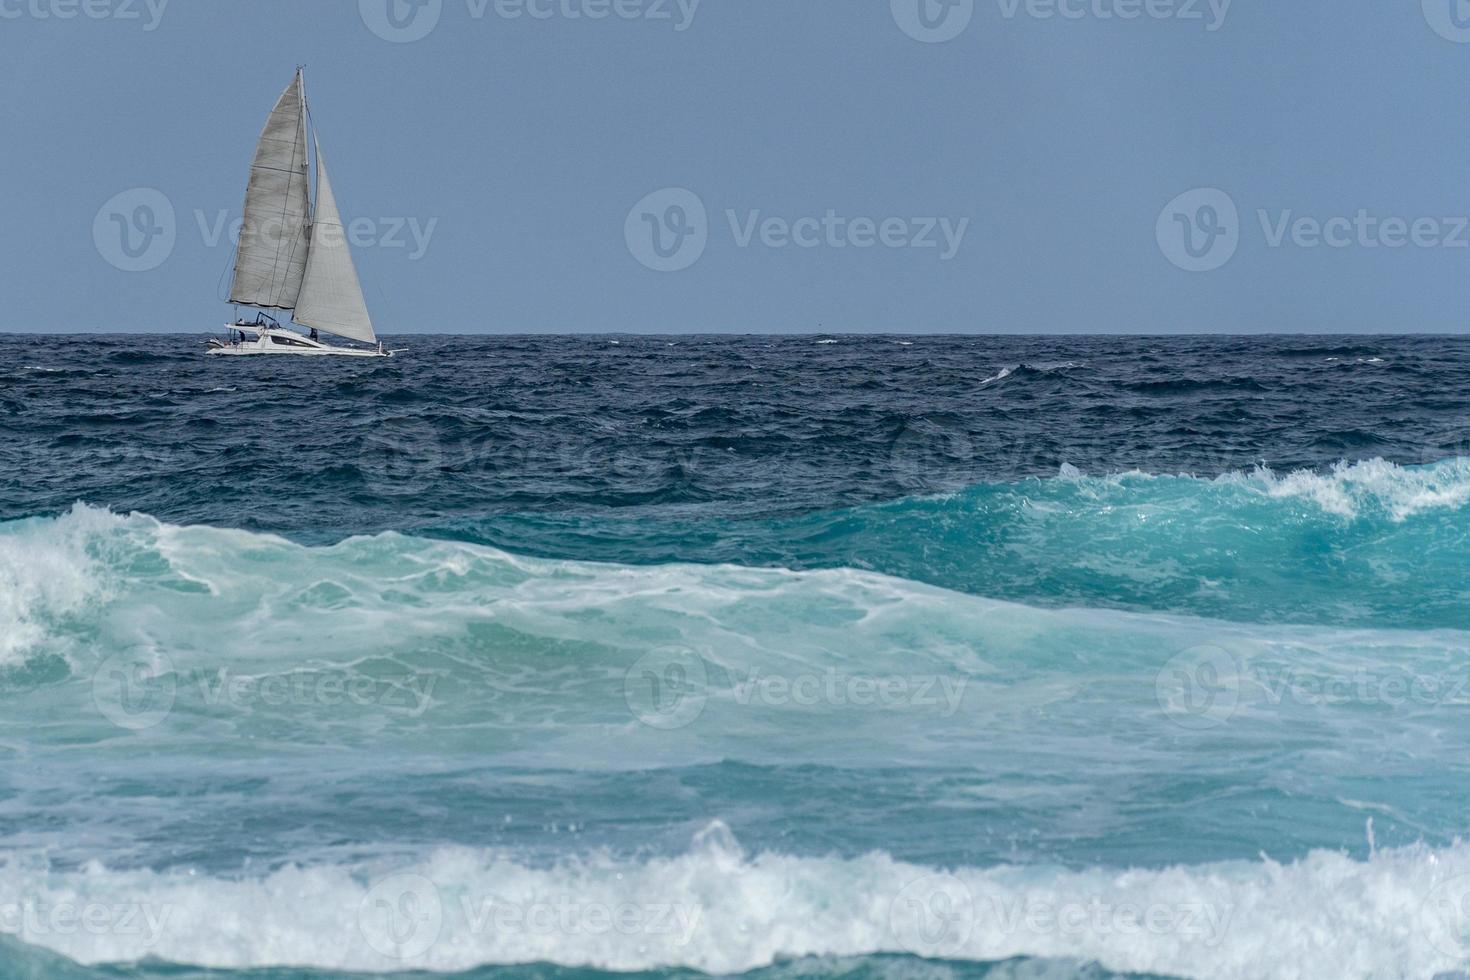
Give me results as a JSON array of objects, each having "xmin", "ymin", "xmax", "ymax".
[
  {"xmin": 4, "ymin": 336, "xmax": 1470, "ymax": 978},
  {"xmin": 459, "ymin": 458, "xmax": 1470, "ymax": 630},
  {"xmin": 2, "ymin": 466, "xmax": 1470, "ymax": 978}
]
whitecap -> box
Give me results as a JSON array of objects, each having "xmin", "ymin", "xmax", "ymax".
[{"xmin": 5, "ymin": 828, "xmax": 1470, "ymax": 979}]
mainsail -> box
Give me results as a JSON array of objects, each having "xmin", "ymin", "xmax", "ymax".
[
  {"xmin": 293, "ymin": 143, "xmax": 377, "ymax": 345},
  {"xmin": 229, "ymin": 72, "xmax": 310, "ymax": 310}
]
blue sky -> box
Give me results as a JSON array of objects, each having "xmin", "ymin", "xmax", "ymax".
[{"xmin": 4, "ymin": 0, "xmax": 1470, "ymax": 333}]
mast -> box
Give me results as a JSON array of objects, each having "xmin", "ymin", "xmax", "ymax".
[{"xmin": 298, "ymin": 67, "xmax": 313, "ymax": 225}]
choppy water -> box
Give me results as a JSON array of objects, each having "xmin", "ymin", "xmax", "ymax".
[{"xmin": 2, "ymin": 334, "xmax": 1470, "ymax": 980}]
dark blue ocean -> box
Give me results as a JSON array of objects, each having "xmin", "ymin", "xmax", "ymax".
[{"xmin": 3, "ymin": 334, "xmax": 1470, "ymax": 979}]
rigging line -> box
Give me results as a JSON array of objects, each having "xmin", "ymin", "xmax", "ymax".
[
  {"xmin": 217, "ymin": 239, "xmax": 239, "ymax": 303},
  {"xmin": 374, "ymin": 284, "xmax": 399, "ymax": 335}
]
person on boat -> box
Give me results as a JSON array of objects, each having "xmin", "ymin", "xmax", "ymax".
[{"xmin": 309, "ymin": 329, "xmax": 319, "ymax": 342}]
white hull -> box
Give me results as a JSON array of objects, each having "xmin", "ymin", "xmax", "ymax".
[{"xmin": 207, "ymin": 324, "xmax": 394, "ymax": 358}]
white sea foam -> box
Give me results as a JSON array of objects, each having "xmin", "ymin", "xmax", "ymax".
[
  {"xmin": 3, "ymin": 828, "xmax": 1470, "ymax": 978},
  {"xmin": 0, "ymin": 507, "xmax": 1468, "ymax": 978},
  {"xmin": 1035, "ymin": 456, "xmax": 1470, "ymax": 522},
  {"xmin": 1234, "ymin": 457, "xmax": 1470, "ymax": 521},
  {"xmin": 0, "ymin": 504, "xmax": 125, "ymax": 665}
]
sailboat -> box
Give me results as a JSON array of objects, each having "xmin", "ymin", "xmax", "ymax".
[{"xmin": 209, "ymin": 68, "xmax": 395, "ymax": 357}]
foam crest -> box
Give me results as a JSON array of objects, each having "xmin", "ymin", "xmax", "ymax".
[
  {"xmin": 1234, "ymin": 456, "xmax": 1470, "ymax": 521},
  {"xmin": 0, "ymin": 504, "xmax": 131, "ymax": 666},
  {"xmin": 4, "ymin": 503, "xmax": 1469, "ymax": 769},
  {"xmin": 3, "ymin": 830, "xmax": 1470, "ymax": 979}
]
